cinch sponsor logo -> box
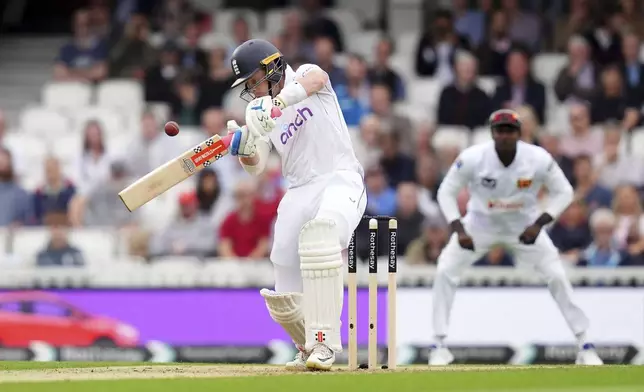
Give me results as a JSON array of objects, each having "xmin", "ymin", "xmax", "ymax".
[
  {"xmin": 280, "ymin": 107, "xmax": 313, "ymax": 145},
  {"xmin": 191, "ymin": 140, "xmax": 226, "ymax": 165},
  {"xmin": 487, "ymin": 199, "xmax": 524, "ymax": 210}
]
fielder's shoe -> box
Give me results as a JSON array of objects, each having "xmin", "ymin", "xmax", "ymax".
[
  {"xmin": 305, "ymin": 343, "xmax": 335, "ymax": 371},
  {"xmin": 285, "ymin": 345, "xmax": 309, "ymax": 370},
  {"xmin": 429, "ymin": 345, "xmax": 454, "ymax": 366},
  {"xmin": 576, "ymin": 343, "xmax": 603, "ymax": 365}
]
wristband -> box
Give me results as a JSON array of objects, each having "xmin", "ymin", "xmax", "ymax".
[{"xmin": 275, "ymin": 81, "xmax": 308, "ymax": 108}]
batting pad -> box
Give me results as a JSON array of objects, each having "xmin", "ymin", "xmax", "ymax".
[
  {"xmin": 259, "ymin": 289, "xmax": 306, "ymax": 346},
  {"xmin": 299, "ymin": 218, "xmax": 344, "ymax": 352}
]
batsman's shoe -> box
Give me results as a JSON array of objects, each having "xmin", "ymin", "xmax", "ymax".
[
  {"xmin": 285, "ymin": 345, "xmax": 309, "ymax": 370},
  {"xmin": 576, "ymin": 343, "xmax": 603, "ymax": 365},
  {"xmin": 305, "ymin": 343, "xmax": 335, "ymax": 371},
  {"xmin": 429, "ymin": 346, "xmax": 454, "ymax": 366}
]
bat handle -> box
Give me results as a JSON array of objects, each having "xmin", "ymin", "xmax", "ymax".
[{"xmin": 271, "ymin": 107, "xmax": 282, "ymax": 119}]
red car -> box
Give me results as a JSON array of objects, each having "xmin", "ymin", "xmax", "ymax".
[{"xmin": 0, "ymin": 291, "xmax": 139, "ymax": 347}]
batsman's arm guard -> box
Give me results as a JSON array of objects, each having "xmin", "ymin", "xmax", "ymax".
[{"xmin": 239, "ymin": 136, "xmax": 271, "ymax": 176}]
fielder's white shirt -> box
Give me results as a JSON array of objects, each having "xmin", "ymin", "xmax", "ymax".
[
  {"xmin": 264, "ymin": 64, "xmax": 363, "ymax": 188},
  {"xmin": 437, "ymin": 141, "xmax": 573, "ymax": 234}
]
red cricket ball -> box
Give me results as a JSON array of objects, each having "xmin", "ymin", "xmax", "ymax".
[{"xmin": 164, "ymin": 121, "xmax": 180, "ymax": 137}]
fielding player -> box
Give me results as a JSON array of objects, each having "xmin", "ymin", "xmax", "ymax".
[
  {"xmin": 430, "ymin": 109, "xmax": 603, "ymax": 366},
  {"xmin": 225, "ymin": 39, "xmax": 366, "ymax": 370}
]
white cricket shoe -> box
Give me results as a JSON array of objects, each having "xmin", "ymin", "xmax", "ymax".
[
  {"xmin": 305, "ymin": 343, "xmax": 335, "ymax": 371},
  {"xmin": 576, "ymin": 343, "xmax": 603, "ymax": 365},
  {"xmin": 285, "ymin": 347, "xmax": 309, "ymax": 370},
  {"xmin": 429, "ymin": 345, "xmax": 454, "ymax": 366}
]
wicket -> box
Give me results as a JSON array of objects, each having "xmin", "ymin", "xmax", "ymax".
[{"xmin": 347, "ymin": 215, "xmax": 398, "ymax": 370}]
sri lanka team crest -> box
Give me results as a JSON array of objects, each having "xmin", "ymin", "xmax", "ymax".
[{"xmin": 517, "ymin": 178, "xmax": 533, "ymax": 189}]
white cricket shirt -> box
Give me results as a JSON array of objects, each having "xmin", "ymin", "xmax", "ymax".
[
  {"xmin": 437, "ymin": 141, "xmax": 574, "ymax": 234},
  {"xmin": 264, "ymin": 64, "xmax": 364, "ymax": 188}
]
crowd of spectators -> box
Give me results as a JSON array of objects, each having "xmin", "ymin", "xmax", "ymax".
[{"xmin": 1, "ymin": 0, "xmax": 644, "ymax": 268}]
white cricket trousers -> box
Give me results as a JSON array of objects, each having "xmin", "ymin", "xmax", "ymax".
[{"xmin": 432, "ymin": 229, "xmax": 590, "ymax": 340}]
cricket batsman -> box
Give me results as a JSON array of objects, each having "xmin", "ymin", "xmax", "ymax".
[
  {"xmin": 430, "ymin": 109, "xmax": 603, "ymax": 366},
  {"xmin": 225, "ymin": 39, "xmax": 366, "ymax": 370}
]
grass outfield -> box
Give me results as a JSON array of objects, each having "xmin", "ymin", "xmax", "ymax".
[{"xmin": 0, "ymin": 363, "xmax": 643, "ymax": 391}]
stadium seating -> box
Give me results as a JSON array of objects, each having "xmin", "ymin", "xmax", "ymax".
[
  {"xmin": 631, "ymin": 128, "xmax": 644, "ymax": 158},
  {"xmin": 41, "ymin": 82, "xmax": 92, "ymax": 114},
  {"xmin": 432, "ymin": 126, "xmax": 470, "ymax": 151},
  {"xmin": 213, "ymin": 9, "xmax": 261, "ymax": 36},
  {"xmin": 19, "ymin": 106, "xmax": 70, "ymax": 140},
  {"xmin": 532, "ymin": 54, "xmax": 567, "ymax": 85}
]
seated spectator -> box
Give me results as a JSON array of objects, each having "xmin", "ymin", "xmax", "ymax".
[
  {"xmin": 590, "ymin": 65, "xmax": 640, "ymax": 129},
  {"xmin": 492, "ymin": 45, "xmax": 546, "ymax": 124},
  {"xmin": 549, "ymin": 200, "xmax": 593, "ymax": 263},
  {"xmin": 33, "ymin": 157, "xmax": 76, "ymax": 226},
  {"xmin": 218, "ymin": 179, "xmax": 272, "ymax": 259},
  {"xmin": 69, "ymin": 161, "xmax": 138, "ymax": 228},
  {"xmin": 301, "ymin": 0, "xmax": 344, "ymax": 52},
  {"xmin": 199, "ymin": 47, "xmax": 235, "ymax": 110},
  {"xmin": 553, "ymin": 0, "xmax": 594, "ymax": 52},
  {"xmin": 73, "ymin": 120, "xmax": 112, "ymax": 194},
  {"xmin": 572, "ymin": 155, "xmax": 612, "ymax": 210},
  {"xmin": 179, "ymin": 22, "xmax": 208, "ymax": 75},
  {"xmin": 585, "ymin": 11, "xmax": 624, "ymax": 67},
  {"xmin": 255, "ymin": 168, "xmax": 284, "ymax": 221},
  {"xmin": 540, "ymin": 133, "xmax": 574, "ymax": 183},
  {"xmin": 109, "ymin": 14, "xmax": 157, "ymax": 79},
  {"xmin": 394, "ymin": 182, "xmax": 424, "ymax": 255},
  {"xmin": 554, "ymin": 35, "xmax": 599, "ymax": 103},
  {"xmin": 501, "ymin": 0, "xmax": 542, "ymax": 51},
  {"xmin": 278, "ymin": 9, "xmax": 314, "ymax": 64},
  {"xmin": 477, "ymin": 10, "xmax": 514, "ymax": 78},
  {"xmin": 620, "ymin": 31, "xmax": 644, "ymax": 99},
  {"xmin": 196, "ymin": 168, "xmax": 233, "ymax": 227},
  {"xmin": 149, "ymin": 191, "xmax": 217, "ymax": 258},
  {"xmin": 415, "ymin": 9, "xmax": 469, "ymax": 82},
  {"xmin": 0, "ymin": 110, "xmax": 25, "ymax": 179},
  {"xmin": 474, "ymin": 246, "xmax": 514, "ymax": 266},
  {"xmin": 611, "ymin": 185, "xmax": 644, "ymax": 254},
  {"xmin": 594, "ymin": 126, "xmax": 644, "ymax": 190},
  {"xmin": 405, "ymin": 214, "xmax": 449, "ymax": 265},
  {"xmin": 415, "ymin": 154, "xmax": 441, "ymax": 218},
  {"xmin": 228, "ymin": 15, "xmax": 251, "ymax": 57},
  {"xmin": 144, "ymin": 42, "xmax": 182, "ymax": 106},
  {"xmin": 172, "ymin": 71, "xmax": 202, "ymax": 126},
  {"xmin": 437, "ymin": 51, "xmax": 491, "ymax": 129},
  {"xmin": 559, "ymin": 103, "xmax": 603, "ymax": 159},
  {"xmin": 351, "ymin": 115, "xmax": 383, "ymax": 170},
  {"xmin": 201, "ymin": 108, "xmax": 249, "ymax": 193},
  {"xmin": 379, "ymin": 131, "xmax": 416, "ymax": 188},
  {"xmin": 579, "ymin": 208, "xmax": 627, "ymax": 267},
  {"xmin": 125, "ymin": 111, "xmax": 179, "ymax": 178},
  {"xmin": 313, "ymin": 37, "xmax": 346, "ymax": 87},
  {"xmin": 54, "ymin": 9, "xmax": 108, "ymax": 83},
  {"xmin": 0, "ymin": 148, "xmax": 32, "ymax": 227},
  {"xmin": 368, "ymin": 36, "xmax": 405, "ymax": 101},
  {"xmin": 516, "ymin": 105, "xmax": 540, "ymax": 144},
  {"xmin": 89, "ymin": 1, "xmax": 113, "ymax": 42},
  {"xmin": 364, "ymin": 165, "xmax": 397, "ymax": 217},
  {"xmin": 36, "ymin": 225, "xmax": 85, "ymax": 267},
  {"xmin": 593, "ymin": 127, "xmax": 644, "ymax": 190},
  {"xmin": 619, "ymin": 0, "xmax": 644, "ymax": 40},
  {"xmin": 153, "ymin": 0, "xmax": 202, "ymax": 42},
  {"xmin": 452, "ymin": 0, "xmax": 485, "ymax": 47},
  {"xmin": 436, "ymin": 145, "xmax": 461, "ymax": 176},
  {"xmin": 370, "ymin": 84, "xmax": 414, "ymax": 155},
  {"xmin": 335, "ymin": 54, "xmax": 370, "ymax": 127}
]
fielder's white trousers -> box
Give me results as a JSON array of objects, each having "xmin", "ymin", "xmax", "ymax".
[{"xmin": 433, "ymin": 229, "xmax": 590, "ymax": 340}]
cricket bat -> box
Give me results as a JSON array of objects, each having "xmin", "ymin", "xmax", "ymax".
[{"xmin": 118, "ymin": 133, "xmax": 234, "ymax": 212}]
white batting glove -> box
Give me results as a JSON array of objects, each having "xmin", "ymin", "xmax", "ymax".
[
  {"xmin": 227, "ymin": 120, "xmax": 261, "ymax": 158},
  {"xmin": 245, "ymin": 96, "xmax": 282, "ymax": 136}
]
